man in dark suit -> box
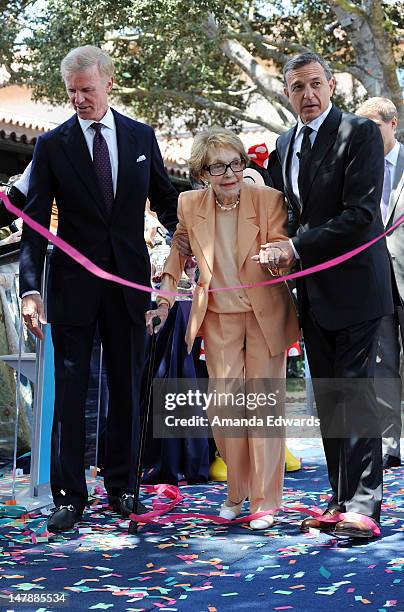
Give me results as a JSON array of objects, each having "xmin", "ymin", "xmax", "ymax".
[
  {"xmin": 19, "ymin": 45, "xmax": 178, "ymax": 532},
  {"xmin": 357, "ymin": 97, "xmax": 404, "ymax": 470},
  {"xmin": 261, "ymin": 52, "xmax": 393, "ymax": 538}
]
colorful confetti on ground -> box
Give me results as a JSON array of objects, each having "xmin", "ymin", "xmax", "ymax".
[{"xmin": 0, "ymin": 440, "xmax": 403, "ymax": 611}]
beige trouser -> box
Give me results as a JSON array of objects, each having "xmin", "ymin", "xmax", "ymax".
[{"xmin": 203, "ymin": 310, "xmax": 286, "ymax": 513}]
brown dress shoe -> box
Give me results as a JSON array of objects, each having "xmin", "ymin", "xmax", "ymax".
[
  {"xmin": 300, "ymin": 508, "xmax": 341, "ymax": 533},
  {"xmin": 334, "ymin": 519, "xmax": 375, "ymax": 539}
]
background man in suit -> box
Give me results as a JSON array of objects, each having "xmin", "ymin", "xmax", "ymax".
[
  {"xmin": 357, "ymin": 97, "xmax": 404, "ymax": 470},
  {"xmin": 19, "ymin": 45, "xmax": 178, "ymax": 532},
  {"xmin": 261, "ymin": 52, "xmax": 393, "ymax": 538},
  {"xmin": 0, "ymin": 162, "xmax": 31, "ymax": 227}
]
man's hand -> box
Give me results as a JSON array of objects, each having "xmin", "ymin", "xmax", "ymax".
[
  {"xmin": 21, "ymin": 294, "xmax": 47, "ymax": 341},
  {"xmin": 173, "ymin": 233, "xmax": 193, "ymax": 257},
  {"xmin": 251, "ymin": 241, "xmax": 295, "ymax": 270},
  {"xmin": 145, "ymin": 303, "xmax": 169, "ymax": 335},
  {"xmin": 0, "ymin": 229, "xmax": 22, "ymax": 246}
]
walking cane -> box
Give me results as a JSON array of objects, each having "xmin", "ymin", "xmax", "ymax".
[
  {"xmin": 128, "ymin": 315, "xmax": 161, "ymax": 534},
  {"xmin": 91, "ymin": 344, "xmax": 103, "ymax": 479}
]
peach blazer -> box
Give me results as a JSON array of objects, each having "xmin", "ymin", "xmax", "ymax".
[{"xmin": 160, "ymin": 182, "xmax": 300, "ymax": 355}]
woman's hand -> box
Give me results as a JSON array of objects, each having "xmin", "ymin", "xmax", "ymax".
[
  {"xmin": 258, "ymin": 242, "xmax": 295, "ymax": 268},
  {"xmin": 251, "ymin": 246, "xmax": 281, "ymax": 275},
  {"xmin": 145, "ymin": 303, "xmax": 169, "ymax": 335}
]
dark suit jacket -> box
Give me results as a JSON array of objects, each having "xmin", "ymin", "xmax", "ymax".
[
  {"xmin": 275, "ymin": 104, "xmax": 393, "ymax": 330},
  {"xmin": 19, "ymin": 109, "xmax": 178, "ymax": 325}
]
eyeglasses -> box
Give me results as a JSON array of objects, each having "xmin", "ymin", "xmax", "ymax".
[{"xmin": 204, "ymin": 158, "xmax": 246, "ymax": 176}]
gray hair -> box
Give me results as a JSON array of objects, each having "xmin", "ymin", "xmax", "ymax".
[
  {"xmin": 189, "ymin": 127, "xmax": 249, "ymax": 180},
  {"xmin": 283, "ymin": 52, "xmax": 333, "ymax": 84},
  {"xmin": 356, "ymin": 97, "xmax": 398, "ymax": 123},
  {"xmin": 61, "ymin": 45, "xmax": 114, "ymax": 80}
]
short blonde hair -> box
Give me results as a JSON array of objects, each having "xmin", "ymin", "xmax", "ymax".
[
  {"xmin": 356, "ymin": 97, "xmax": 398, "ymax": 123},
  {"xmin": 61, "ymin": 45, "xmax": 114, "ymax": 80},
  {"xmin": 189, "ymin": 127, "xmax": 249, "ymax": 180}
]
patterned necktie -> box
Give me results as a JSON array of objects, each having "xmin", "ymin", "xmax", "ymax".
[
  {"xmin": 298, "ymin": 125, "xmax": 313, "ymax": 205},
  {"xmin": 380, "ymin": 158, "xmax": 391, "ymax": 224},
  {"xmin": 91, "ymin": 122, "xmax": 114, "ymax": 216}
]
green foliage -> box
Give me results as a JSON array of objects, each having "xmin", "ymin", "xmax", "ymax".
[
  {"xmin": 0, "ymin": 1, "xmax": 31, "ymax": 75},
  {"xmin": 4, "ymin": 0, "xmax": 401, "ymax": 130},
  {"xmin": 23, "ymin": 0, "xmax": 249, "ymax": 131}
]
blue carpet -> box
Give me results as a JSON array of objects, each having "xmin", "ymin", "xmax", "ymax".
[{"xmin": 0, "ymin": 440, "xmax": 403, "ymax": 612}]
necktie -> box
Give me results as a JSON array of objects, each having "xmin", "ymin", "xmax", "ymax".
[
  {"xmin": 91, "ymin": 122, "xmax": 114, "ymax": 216},
  {"xmin": 298, "ymin": 125, "xmax": 313, "ymax": 205},
  {"xmin": 380, "ymin": 159, "xmax": 391, "ymax": 224}
]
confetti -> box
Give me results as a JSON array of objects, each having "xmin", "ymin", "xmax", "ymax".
[{"xmin": 0, "ymin": 440, "xmax": 402, "ymax": 610}]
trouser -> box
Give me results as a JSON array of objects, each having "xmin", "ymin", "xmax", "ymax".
[
  {"xmin": 375, "ymin": 313, "xmax": 403, "ymax": 458},
  {"xmin": 203, "ymin": 310, "xmax": 286, "ymax": 513},
  {"xmin": 302, "ymin": 303, "xmax": 383, "ymax": 522},
  {"xmin": 50, "ymin": 283, "xmax": 146, "ymax": 509}
]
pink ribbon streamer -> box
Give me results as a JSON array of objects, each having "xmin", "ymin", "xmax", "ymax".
[
  {"xmin": 128, "ymin": 483, "xmax": 279, "ymax": 525},
  {"xmin": 1, "ymin": 192, "xmax": 402, "ymax": 297},
  {"xmin": 287, "ymin": 505, "xmax": 380, "ymax": 536},
  {"xmin": 128, "ymin": 484, "xmax": 380, "ymax": 536}
]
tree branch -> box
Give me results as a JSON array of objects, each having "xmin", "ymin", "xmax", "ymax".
[
  {"xmin": 220, "ymin": 39, "xmax": 293, "ymax": 109},
  {"xmin": 114, "ymin": 85, "xmax": 292, "ymax": 133},
  {"xmin": 330, "ymin": 61, "xmax": 377, "ymax": 83},
  {"xmin": 228, "ymin": 31, "xmax": 311, "ymax": 57},
  {"xmin": 204, "ymin": 14, "xmax": 293, "ymax": 112},
  {"xmin": 326, "ymin": 0, "xmax": 367, "ymax": 17},
  {"xmin": 202, "ymin": 85, "xmax": 257, "ymax": 97},
  {"xmin": 226, "ymin": 30, "xmax": 288, "ymax": 64}
]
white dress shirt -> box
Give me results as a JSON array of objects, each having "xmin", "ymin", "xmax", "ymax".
[
  {"xmin": 22, "ymin": 107, "xmax": 118, "ymax": 298},
  {"xmin": 289, "ymin": 102, "xmax": 333, "ymax": 259},
  {"xmin": 13, "ymin": 161, "xmax": 32, "ymax": 197}
]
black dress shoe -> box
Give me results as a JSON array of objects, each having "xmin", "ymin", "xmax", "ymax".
[
  {"xmin": 383, "ymin": 454, "xmax": 401, "ymax": 469},
  {"xmin": 300, "ymin": 508, "xmax": 341, "ymax": 533},
  {"xmin": 47, "ymin": 505, "xmax": 83, "ymax": 533},
  {"xmin": 108, "ymin": 493, "xmax": 147, "ymax": 518},
  {"xmin": 334, "ymin": 519, "xmax": 374, "ymax": 539}
]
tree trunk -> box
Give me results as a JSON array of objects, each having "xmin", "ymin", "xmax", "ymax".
[{"xmin": 327, "ymin": 0, "xmax": 404, "ymax": 139}]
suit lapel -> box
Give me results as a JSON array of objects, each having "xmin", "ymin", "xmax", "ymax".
[
  {"xmin": 385, "ymin": 144, "xmax": 404, "ymax": 227},
  {"xmin": 302, "ymin": 105, "xmax": 341, "ymax": 205},
  {"xmin": 238, "ymin": 184, "xmax": 259, "ymax": 270},
  {"xmin": 192, "ymin": 188, "xmax": 215, "ymax": 275},
  {"xmin": 60, "ymin": 115, "xmax": 107, "ymax": 221},
  {"xmin": 280, "ymin": 126, "xmax": 301, "ymax": 213}
]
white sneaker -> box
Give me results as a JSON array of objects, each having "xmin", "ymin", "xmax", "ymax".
[
  {"xmin": 250, "ymin": 515, "xmax": 275, "ymax": 530},
  {"xmin": 219, "ymin": 499, "xmax": 244, "ymax": 520}
]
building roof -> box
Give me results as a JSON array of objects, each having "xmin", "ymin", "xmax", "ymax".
[{"xmin": 0, "ymin": 85, "xmax": 279, "ymax": 177}]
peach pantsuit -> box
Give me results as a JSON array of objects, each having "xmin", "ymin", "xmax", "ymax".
[{"xmin": 159, "ymin": 183, "xmax": 300, "ymax": 512}]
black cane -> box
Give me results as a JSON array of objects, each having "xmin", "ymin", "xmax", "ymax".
[{"xmin": 128, "ymin": 315, "xmax": 161, "ymax": 534}]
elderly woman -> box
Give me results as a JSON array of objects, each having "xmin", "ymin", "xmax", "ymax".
[{"xmin": 146, "ymin": 127, "xmax": 299, "ymax": 529}]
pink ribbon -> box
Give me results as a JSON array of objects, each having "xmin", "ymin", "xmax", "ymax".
[
  {"xmin": 128, "ymin": 483, "xmax": 279, "ymax": 525},
  {"xmin": 128, "ymin": 484, "xmax": 380, "ymax": 536},
  {"xmin": 1, "ymin": 192, "xmax": 402, "ymax": 297},
  {"xmin": 288, "ymin": 505, "xmax": 380, "ymax": 536}
]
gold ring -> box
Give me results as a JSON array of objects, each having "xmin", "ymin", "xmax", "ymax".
[{"xmin": 267, "ymin": 266, "xmax": 279, "ymax": 277}]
